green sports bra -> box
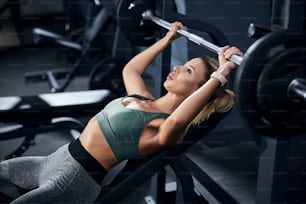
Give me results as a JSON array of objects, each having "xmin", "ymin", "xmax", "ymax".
[{"xmin": 95, "ymin": 95, "xmax": 169, "ymax": 161}]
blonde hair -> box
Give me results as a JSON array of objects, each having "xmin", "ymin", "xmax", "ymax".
[{"xmin": 186, "ymin": 55, "xmax": 235, "ymax": 132}]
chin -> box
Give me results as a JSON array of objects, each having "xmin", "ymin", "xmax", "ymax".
[{"xmin": 163, "ymin": 82, "xmax": 171, "ymax": 91}]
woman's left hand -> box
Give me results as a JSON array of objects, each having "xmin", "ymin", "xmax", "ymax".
[{"xmin": 217, "ymin": 46, "xmax": 243, "ymax": 77}]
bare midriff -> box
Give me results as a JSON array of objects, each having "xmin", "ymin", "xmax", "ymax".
[{"xmin": 79, "ymin": 117, "xmax": 118, "ymax": 171}]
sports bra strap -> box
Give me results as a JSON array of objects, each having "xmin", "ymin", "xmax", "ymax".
[{"xmin": 127, "ymin": 94, "xmax": 154, "ymax": 101}]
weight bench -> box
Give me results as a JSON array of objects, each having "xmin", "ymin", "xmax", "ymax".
[{"xmin": 0, "ymin": 89, "xmax": 116, "ymax": 159}]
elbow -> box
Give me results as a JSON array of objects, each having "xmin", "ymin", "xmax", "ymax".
[
  {"xmin": 122, "ymin": 65, "xmax": 131, "ymax": 79},
  {"xmin": 122, "ymin": 64, "xmax": 141, "ymax": 80}
]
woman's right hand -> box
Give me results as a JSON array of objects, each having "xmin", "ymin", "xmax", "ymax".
[{"xmin": 165, "ymin": 21, "xmax": 184, "ymax": 41}]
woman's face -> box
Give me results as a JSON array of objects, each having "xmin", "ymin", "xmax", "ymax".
[{"xmin": 164, "ymin": 57, "xmax": 207, "ymax": 96}]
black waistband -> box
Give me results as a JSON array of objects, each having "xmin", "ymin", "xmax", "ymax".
[{"xmin": 68, "ymin": 138, "xmax": 107, "ymax": 184}]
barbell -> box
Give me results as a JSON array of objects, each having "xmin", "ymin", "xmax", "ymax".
[
  {"xmin": 116, "ymin": 0, "xmax": 306, "ymax": 139},
  {"xmin": 141, "ymin": 10, "xmax": 243, "ymax": 65}
]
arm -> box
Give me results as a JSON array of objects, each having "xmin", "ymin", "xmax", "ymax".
[
  {"xmin": 122, "ymin": 22, "xmax": 184, "ymax": 98},
  {"xmin": 158, "ymin": 46, "xmax": 243, "ymax": 145}
]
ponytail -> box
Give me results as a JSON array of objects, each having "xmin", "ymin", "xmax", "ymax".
[{"xmin": 186, "ymin": 89, "xmax": 235, "ymax": 132}]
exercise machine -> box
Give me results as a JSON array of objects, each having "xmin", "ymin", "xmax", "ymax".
[{"xmin": 24, "ymin": 0, "xmax": 127, "ymax": 94}]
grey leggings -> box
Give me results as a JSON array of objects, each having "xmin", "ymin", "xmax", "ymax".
[{"xmin": 0, "ymin": 144, "xmax": 101, "ymax": 204}]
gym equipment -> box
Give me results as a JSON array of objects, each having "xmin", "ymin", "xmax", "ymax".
[
  {"xmin": 31, "ymin": 1, "xmax": 109, "ymax": 63},
  {"xmin": 0, "ymin": 89, "xmax": 115, "ymax": 158},
  {"xmin": 0, "ymin": 0, "xmax": 20, "ymax": 23},
  {"xmin": 143, "ymin": 10, "xmax": 243, "ymax": 65},
  {"xmin": 116, "ymin": 0, "xmax": 243, "ymax": 65},
  {"xmin": 234, "ymin": 29, "xmax": 306, "ymax": 138},
  {"xmin": 182, "ymin": 0, "xmax": 306, "ymax": 203},
  {"xmin": 89, "ymin": 57, "xmax": 128, "ymax": 96},
  {"xmin": 247, "ymin": 23, "xmax": 272, "ymax": 39},
  {"xmin": 1, "ymin": 0, "xmax": 305, "ymax": 203},
  {"xmin": 116, "ymin": 0, "xmax": 156, "ymax": 46},
  {"xmin": 116, "ymin": 0, "xmax": 306, "ymax": 139},
  {"xmin": 24, "ymin": 2, "xmax": 125, "ymax": 93}
]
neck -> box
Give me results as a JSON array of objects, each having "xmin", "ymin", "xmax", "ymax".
[{"xmin": 153, "ymin": 92, "xmax": 187, "ymax": 114}]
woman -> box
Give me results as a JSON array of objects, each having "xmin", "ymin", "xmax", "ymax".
[{"xmin": 0, "ymin": 22, "xmax": 243, "ymax": 203}]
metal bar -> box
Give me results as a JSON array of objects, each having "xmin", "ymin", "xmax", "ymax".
[
  {"xmin": 46, "ymin": 71, "xmax": 60, "ymax": 92},
  {"xmin": 288, "ymin": 78, "xmax": 306, "ymax": 101},
  {"xmin": 142, "ymin": 10, "xmax": 243, "ymax": 65},
  {"xmin": 248, "ymin": 23, "xmax": 271, "ymax": 39}
]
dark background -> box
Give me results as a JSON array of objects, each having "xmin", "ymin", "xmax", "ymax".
[{"xmin": 0, "ymin": 0, "xmax": 305, "ymax": 203}]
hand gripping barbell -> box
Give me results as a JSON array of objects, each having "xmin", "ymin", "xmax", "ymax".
[{"xmin": 117, "ymin": 0, "xmax": 306, "ymax": 139}]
